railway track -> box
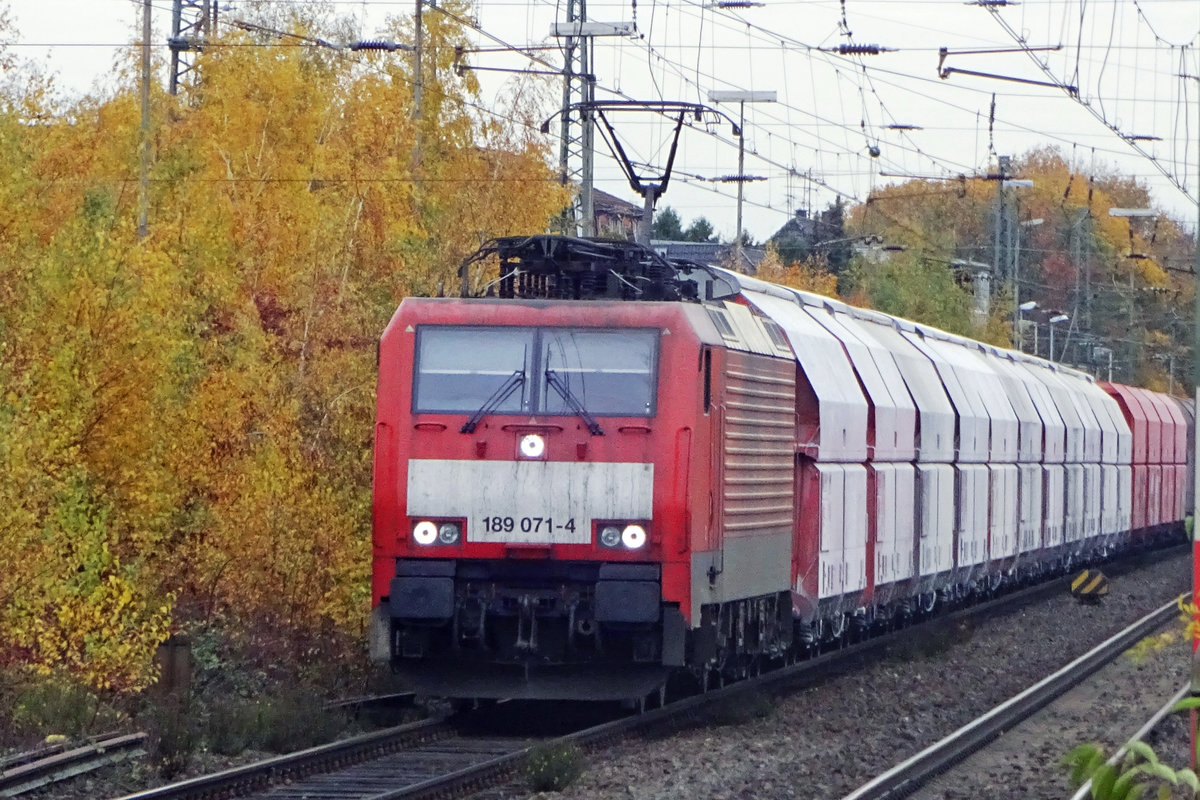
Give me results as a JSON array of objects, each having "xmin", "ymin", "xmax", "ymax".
[
  {"xmin": 838, "ymin": 595, "xmax": 1186, "ymax": 800},
  {"xmin": 1, "ymin": 733, "xmax": 146, "ymax": 797},
  {"xmin": 114, "ymin": 717, "xmax": 456, "ymax": 800},
  {"xmin": 111, "ymin": 549, "xmax": 1173, "ymax": 800},
  {"xmin": 1067, "ymin": 683, "xmax": 1192, "ymax": 800}
]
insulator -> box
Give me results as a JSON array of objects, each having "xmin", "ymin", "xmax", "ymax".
[
  {"xmin": 349, "ymin": 40, "xmax": 407, "ymax": 52},
  {"xmin": 836, "ymin": 43, "xmax": 882, "ymax": 56}
]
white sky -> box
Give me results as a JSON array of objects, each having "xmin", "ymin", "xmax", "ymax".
[{"xmin": 4, "ymin": 0, "xmax": 1199, "ymax": 242}]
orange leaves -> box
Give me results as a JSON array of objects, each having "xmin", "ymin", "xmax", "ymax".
[
  {"xmin": 755, "ymin": 248, "xmax": 839, "ymax": 297},
  {"xmin": 2, "ymin": 475, "xmax": 174, "ymax": 692},
  {"xmin": 0, "ymin": 3, "xmax": 570, "ymax": 691},
  {"xmin": 849, "ymin": 145, "xmax": 1192, "ymax": 374}
]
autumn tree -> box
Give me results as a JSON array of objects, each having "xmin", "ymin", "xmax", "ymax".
[
  {"xmin": 841, "ymin": 250, "xmax": 977, "ymax": 336},
  {"xmin": 844, "ymin": 146, "xmax": 1192, "ymax": 369},
  {"xmin": 754, "ymin": 247, "xmax": 839, "ymax": 297},
  {"xmin": 843, "ymin": 178, "xmax": 989, "ymax": 338},
  {"xmin": 0, "ymin": 1, "xmax": 568, "ymax": 692}
]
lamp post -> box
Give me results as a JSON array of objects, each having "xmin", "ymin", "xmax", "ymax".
[
  {"xmin": 1048, "ymin": 314, "xmax": 1069, "ymax": 362},
  {"xmin": 999, "ymin": 178, "xmax": 1033, "ymax": 301},
  {"xmin": 1017, "ymin": 300, "xmax": 1037, "ymax": 354},
  {"xmin": 708, "ymin": 90, "xmax": 776, "ymax": 248}
]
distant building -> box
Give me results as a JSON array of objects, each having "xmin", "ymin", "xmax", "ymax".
[
  {"xmin": 589, "ymin": 190, "xmax": 765, "ymax": 274},
  {"xmin": 767, "ymin": 206, "xmax": 901, "ymax": 268},
  {"xmin": 770, "ymin": 208, "xmax": 820, "ymax": 242},
  {"xmin": 592, "ymin": 190, "xmax": 642, "ymax": 239}
]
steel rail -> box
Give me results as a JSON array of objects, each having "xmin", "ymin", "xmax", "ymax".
[
  {"xmin": 1067, "ymin": 682, "xmax": 1192, "ymax": 800},
  {"xmin": 2, "ymin": 733, "xmax": 147, "ymax": 796},
  {"xmin": 838, "ymin": 595, "xmax": 1185, "ymax": 800},
  {"xmin": 0, "ymin": 742, "xmax": 70, "ymax": 773},
  {"xmin": 325, "ymin": 691, "xmax": 417, "ymax": 711},
  {"xmin": 109, "ymin": 544, "xmax": 1189, "ymax": 800},
  {"xmin": 113, "ymin": 717, "xmax": 453, "ymax": 800},
  {"xmin": 364, "ymin": 554, "xmax": 1193, "ymax": 799}
]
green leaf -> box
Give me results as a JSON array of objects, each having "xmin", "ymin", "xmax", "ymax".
[
  {"xmin": 1113, "ymin": 768, "xmax": 1144, "ymax": 800},
  {"xmin": 1123, "ymin": 783, "xmax": 1148, "ymax": 800},
  {"xmin": 1172, "ymin": 697, "xmax": 1200, "ymax": 712},
  {"xmin": 1175, "ymin": 768, "xmax": 1199, "ymax": 791},
  {"xmin": 1067, "ymin": 743, "xmax": 1106, "ymax": 787},
  {"xmin": 1126, "ymin": 741, "xmax": 1159, "ymax": 766},
  {"xmin": 1091, "ymin": 763, "xmax": 1118, "ymax": 799},
  {"xmin": 1139, "ymin": 761, "xmax": 1178, "ymax": 785}
]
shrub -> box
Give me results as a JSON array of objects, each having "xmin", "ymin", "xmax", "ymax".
[
  {"xmin": 6, "ymin": 674, "xmax": 123, "ymax": 742},
  {"xmin": 255, "ymin": 689, "xmax": 348, "ymax": 753},
  {"xmin": 206, "ymin": 695, "xmax": 263, "ymax": 755},
  {"xmin": 144, "ymin": 699, "xmax": 198, "ymax": 780},
  {"xmin": 525, "ymin": 742, "xmax": 584, "ymax": 792},
  {"xmin": 1064, "ymin": 740, "xmax": 1199, "ymax": 799}
]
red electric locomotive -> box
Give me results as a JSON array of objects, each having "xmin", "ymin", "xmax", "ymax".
[
  {"xmin": 369, "ymin": 235, "xmax": 1189, "ymax": 702},
  {"xmin": 370, "ymin": 237, "xmax": 796, "ymax": 699}
]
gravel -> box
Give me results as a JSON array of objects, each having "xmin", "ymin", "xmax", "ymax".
[
  {"xmin": 487, "ymin": 550, "xmax": 1192, "ymax": 800},
  {"xmin": 912, "ymin": 606, "xmax": 1191, "ymax": 799},
  {"xmin": 29, "ymin": 551, "xmax": 1191, "ymax": 800}
]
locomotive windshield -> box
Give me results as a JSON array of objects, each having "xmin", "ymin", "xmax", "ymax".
[{"xmin": 413, "ymin": 326, "xmax": 658, "ymax": 417}]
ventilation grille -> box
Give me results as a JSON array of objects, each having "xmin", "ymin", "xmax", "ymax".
[{"xmin": 720, "ymin": 350, "xmax": 796, "ymax": 538}]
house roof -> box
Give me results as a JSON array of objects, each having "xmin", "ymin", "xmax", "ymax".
[{"xmin": 592, "ymin": 189, "xmax": 642, "ymax": 217}]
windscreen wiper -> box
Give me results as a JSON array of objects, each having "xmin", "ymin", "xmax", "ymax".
[
  {"xmin": 544, "ymin": 370, "xmax": 604, "ymax": 435},
  {"xmin": 460, "ymin": 370, "xmax": 525, "ymax": 433}
]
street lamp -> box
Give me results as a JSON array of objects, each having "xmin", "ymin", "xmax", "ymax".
[
  {"xmin": 1048, "ymin": 314, "xmax": 1069, "ymax": 362},
  {"xmin": 707, "ymin": 89, "xmax": 776, "ymax": 247},
  {"xmin": 1017, "ymin": 300, "xmax": 1037, "ymax": 354}
]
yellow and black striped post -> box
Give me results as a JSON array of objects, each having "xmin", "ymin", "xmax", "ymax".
[{"xmin": 1070, "ymin": 569, "xmax": 1109, "ymax": 603}]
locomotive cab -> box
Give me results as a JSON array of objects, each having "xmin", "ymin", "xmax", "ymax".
[{"xmin": 380, "ymin": 320, "xmax": 679, "ymax": 699}]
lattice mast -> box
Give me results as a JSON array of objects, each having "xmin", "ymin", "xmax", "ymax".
[
  {"xmin": 557, "ymin": 0, "xmax": 596, "ymax": 237},
  {"xmin": 168, "ymin": 0, "xmax": 219, "ymax": 96}
]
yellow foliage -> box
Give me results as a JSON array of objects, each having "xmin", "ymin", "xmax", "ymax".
[
  {"xmin": 755, "ymin": 248, "xmax": 839, "ymax": 297},
  {"xmin": 846, "ymin": 146, "xmax": 1192, "ymax": 369},
  {"xmin": 0, "ymin": 4, "xmax": 567, "ymax": 691}
]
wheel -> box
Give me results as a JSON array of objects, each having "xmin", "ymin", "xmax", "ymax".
[
  {"xmin": 918, "ymin": 592, "xmax": 936, "ymax": 614},
  {"xmin": 824, "ymin": 613, "xmax": 846, "ymax": 641}
]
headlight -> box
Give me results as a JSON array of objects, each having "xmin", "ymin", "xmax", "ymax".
[
  {"xmin": 519, "ymin": 434, "xmax": 545, "ymax": 459},
  {"xmin": 413, "ymin": 521, "xmax": 438, "ymax": 545},
  {"xmin": 599, "ymin": 525, "xmax": 622, "ymax": 548},
  {"xmin": 621, "ymin": 524, "xmax": 647, "ymax": 549},
  {"xmin": 438, "ymin": 522, "xmax": 461, "ymax": 545}
]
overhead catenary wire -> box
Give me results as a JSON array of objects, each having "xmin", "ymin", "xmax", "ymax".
[{"xmin": 8, "ymin": 0, "xmax": 1200, "ymax": 237}]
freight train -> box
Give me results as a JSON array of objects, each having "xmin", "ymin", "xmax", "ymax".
[{"xmin": 369, "ymin": 235, "xmax": 1192, "ymax": 701}]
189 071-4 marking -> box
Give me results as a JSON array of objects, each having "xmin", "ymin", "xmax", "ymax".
[{"xmin": 481, "ymin": 516, "xmax": 577, "ymax": 534}]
